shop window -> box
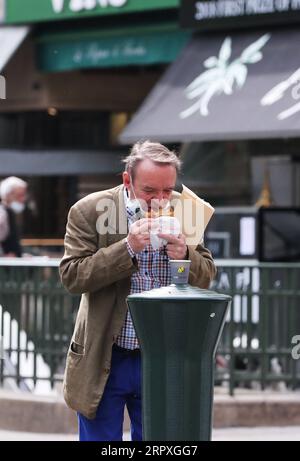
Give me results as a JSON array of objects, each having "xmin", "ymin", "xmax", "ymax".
[{"xmin": 0, "ymin": 111, "xmax": 110, "ymax": 149}]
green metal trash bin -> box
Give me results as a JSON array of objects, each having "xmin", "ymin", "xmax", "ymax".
[{"xmin": 127, "ymin": 282, "xmax": 231, "ymax": 441}]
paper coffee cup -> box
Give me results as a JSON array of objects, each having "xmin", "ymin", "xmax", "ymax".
[{"xmin": 169, "ymin": 260, "xmax": 191, "ymax": 284}]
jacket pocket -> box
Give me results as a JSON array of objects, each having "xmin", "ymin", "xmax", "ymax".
[{"xmin": 70, "ymin": 340, "xmax": 85, "ymax": 357}]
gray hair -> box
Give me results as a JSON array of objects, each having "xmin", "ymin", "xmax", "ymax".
[
  {"xmin": 0, "ymin": 176, "xmax": 27, "ymax": 200},
  {"xmin": 123, "ymin": 140, "xmax": 181, "ymax": 178}
]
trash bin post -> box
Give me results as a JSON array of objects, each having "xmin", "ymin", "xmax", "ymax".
[{"xmin": 127, "ymin": 284, "xmax": 231, "ymax": 441}]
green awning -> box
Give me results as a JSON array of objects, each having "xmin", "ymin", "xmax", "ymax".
[{"xmin": 36, "ymin": 23, "xmax": 190, "ymax": 72}]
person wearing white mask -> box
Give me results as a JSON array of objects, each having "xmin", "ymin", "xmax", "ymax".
[{"xmin": 0, "ymin": 176, "xmax": 27, "ymax": 257}]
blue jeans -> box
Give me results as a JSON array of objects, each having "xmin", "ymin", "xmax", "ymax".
[{"xmin": 78, "ymin": 345, "xmax": 142, "ymax": 441}]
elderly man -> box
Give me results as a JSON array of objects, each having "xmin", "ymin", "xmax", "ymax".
[
  {"xmin": 0, "ymin": 176, "xmax": 27, "ymax": 257},
  {"xmin": 60, "ymin": 141, "xmax": 216, "ymax": 441}
]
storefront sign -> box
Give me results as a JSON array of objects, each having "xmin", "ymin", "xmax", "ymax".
[
  {"xmin": 180, "ymin": 0, "xmax": 300, "ymax": 29},
  {"xmin": 37, "ymin": 24, "xmax": 190, "ymax": 71},
  {"xmin": 6, "ymin": 0, "xmax": 179, "ymax": 24},
  {"xmin": 51, "ymin": 0, "xmax": 127, "ymax": 14}
]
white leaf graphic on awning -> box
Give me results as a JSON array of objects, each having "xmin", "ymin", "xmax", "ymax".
[
  {"xmin": 261, "ymin": 68, "xmax": 300, "ymax": 120},
  {"xmin": 180, "ymin": 33, "xmax": 271, "ymax": 119}
]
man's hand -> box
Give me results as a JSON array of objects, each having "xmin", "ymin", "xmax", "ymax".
[
  {"xmin": 158, "ymin": 233, "xmax": 188, "ymax": 260},
  {"xmin": 127, "ymin": 218, "xmax": 153, "ymax": 254}
]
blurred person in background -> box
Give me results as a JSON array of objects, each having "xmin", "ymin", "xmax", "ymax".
[{"xmin": 0, "ymin": 176, "xmax": 28, "ymax": 257}]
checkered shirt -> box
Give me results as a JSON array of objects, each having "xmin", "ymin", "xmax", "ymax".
[{"xmin": 115, "ymin": 191, "xmax": 171, "ymax": 350}]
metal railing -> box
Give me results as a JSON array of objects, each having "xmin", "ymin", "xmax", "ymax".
[
  {"xmin": 0, "ymin": 258, "xmax": 78, "ymax": 393},
  {"xmin": 0, "ymin": 258, "xmax": 299, "ymax": 394},
  {"xmin": 213, "ymin": 260, "xmax": 300, "ymax": 394}
]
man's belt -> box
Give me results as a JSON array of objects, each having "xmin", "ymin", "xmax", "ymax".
[{"xmin": 113, "ymin": 343, "xmax": 141, "ymax": 356}]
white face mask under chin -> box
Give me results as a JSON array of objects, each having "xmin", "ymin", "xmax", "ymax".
[
  {"xmin": 126, "ymin": 179, "xmax": 145, "ymax": 221},
  {"xmin": 10, "ymin": 201, "xmax": 25, "ymax": 214},
  {"xmin": 126, "ymin": 197, "xmax": 144, "ymax": 220}
]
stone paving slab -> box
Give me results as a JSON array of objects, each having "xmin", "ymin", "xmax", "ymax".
[
  {"xmin": 1, "ymin": 426, "xmax": 300, "ymax": 441},
  {"xmin": 1, "ymin": 389, "xmax": 300, "ymax": 434}
]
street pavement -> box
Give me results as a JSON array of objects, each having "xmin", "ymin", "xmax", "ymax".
[
  {"xmin": 0, "ymin": 426, "xmax": 300, "ymax": 441},
  {"xmin": 212, "ymin": 426, "xmax": 300, "ymax": 441}
]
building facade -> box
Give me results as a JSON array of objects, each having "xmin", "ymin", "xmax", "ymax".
[
  {"xmin": 1, "ymin": 0, "xmax": 299, "ymax": 260},
  {"xmin": 0, "ymin": 0, "xmax": 189, "ymax": 245}
]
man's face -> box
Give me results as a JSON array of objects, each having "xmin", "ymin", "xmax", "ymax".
[
  {"xmin": 123, "ymin": 158, "xmax": 177, "ymax": 211},
  {"xmin": 10, "ymin": 186, "xmax": 27, "ymax": 205}
]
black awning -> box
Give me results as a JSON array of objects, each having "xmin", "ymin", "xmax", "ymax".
[{"xmin": 120, "ymin": 28, "xmax": 300, "ymax": 144}]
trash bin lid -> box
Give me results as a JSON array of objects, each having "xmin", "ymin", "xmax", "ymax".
[{"xmin": 127, "ymin": 284, "xmax": 231, "ymax": 301}]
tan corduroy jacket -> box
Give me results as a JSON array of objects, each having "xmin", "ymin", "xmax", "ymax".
[{"xmin": 59, "ymin": 185, "xmax": 217, "ymax": 419}]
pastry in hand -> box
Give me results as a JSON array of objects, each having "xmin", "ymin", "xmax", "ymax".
[{"xmin": 145, "ymin": 206, "xmax": 174, "ymax": 219}]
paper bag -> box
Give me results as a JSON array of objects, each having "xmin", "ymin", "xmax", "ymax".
[{"xmin": 173, "ymin": 184, "xmax": 214, "ymax": 249}]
